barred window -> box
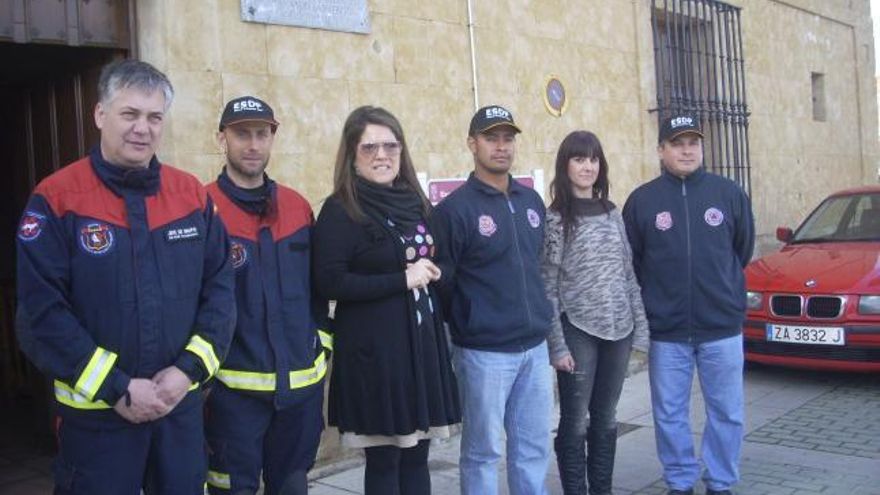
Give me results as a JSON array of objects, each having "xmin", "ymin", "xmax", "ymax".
[{"xmin": 651, "ymin": 0, "xmax": 751, "ymax": 195}]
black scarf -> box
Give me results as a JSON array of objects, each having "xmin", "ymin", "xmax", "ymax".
[
  {"xmin": 217, "ymin": 168, "xmax": 275, "ymax": 217},
  {"xmin": 89, "ymin": 146, "xmax": 160, "ymax": 196},
  {"xmin": 355, "ymin": 176, "xmax": 425, "ymax": 232}
]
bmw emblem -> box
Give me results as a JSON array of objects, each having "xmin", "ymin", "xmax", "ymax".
[{"xmin": 804, "ymin": 279, "xmax": 817, "ymax": 288}]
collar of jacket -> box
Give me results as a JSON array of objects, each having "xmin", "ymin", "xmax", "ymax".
[
  {"xmin": 660, "ymin": 165, "xmax": 706, "ymax": 187},
  {"xmin": 89, "ymin": 146, "xmax": 161, "ymax": 197},
  {"xmin": 216, "ymin": 167, "xmax": 277, "ymax": 217},
  {"xmin": 466, "ymin": 171, "xmax": 529, "ymax": 196}
]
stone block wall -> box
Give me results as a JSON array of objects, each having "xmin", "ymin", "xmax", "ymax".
[{"xmin": 134, "ymin": 0, "xmax": 878, "ymax": 463}]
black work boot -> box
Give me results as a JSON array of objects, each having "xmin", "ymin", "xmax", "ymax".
[
  {"xmin": 586, "ymin": 426, "xmax": 618, "ymax": 495},
  {"xmin": 555, "ymin": 433, "xmax": 588, "ymax": 495}
]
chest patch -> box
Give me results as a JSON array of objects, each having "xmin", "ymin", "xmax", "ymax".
[
  {"xmin": 17, "ymin": 211, "xmax": 46, "ymax": 242},
  {"xmin": 478, "ymin": 214, "xmax": 497, "ymax": 237},
  {"xmin": 80, "ymin": 223, "xmax": 114, "ymax": 255},
  {"xmin": 166, "ymin": 226, "xmax": 200, "ymax": 242},
  {"xmin": 704, "ymin": 207, "xmax": 724, "ymax": 227},
  {"xmin": 230, "ymin": 241, "xmax": 248, "ymax": 269},
  {"xmin": 655, "ymin": 211, "xmax": 673, "ymax": 231},
  {"xmin": 526, "ymin": 208, "xmax": 541, "ymax": 228}
]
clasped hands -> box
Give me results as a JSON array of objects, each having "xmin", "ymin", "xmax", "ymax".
[
  {"xmin": 405, "ymin": 258, "xmax": 441, "ymax": 290},
  {"xmin": 113, "ymin": 365, "xmax": 192, "ymax": 424}
]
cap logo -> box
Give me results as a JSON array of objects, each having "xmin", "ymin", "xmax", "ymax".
[
  {"xmin": 670, "ymin": 116, "xmax": 694, "ymax": 129},
  {"xmin": 233, "ymin": 99, "xmax": 264, "ymax": 112},
  {"xmin": 485, "ymin": 107, "xmax": 510, "ymax": 120}
]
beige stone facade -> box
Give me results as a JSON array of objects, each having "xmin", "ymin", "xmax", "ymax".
[{"xmin": 134, "ymin": 0, "xmax": 878, "ymax": 462}]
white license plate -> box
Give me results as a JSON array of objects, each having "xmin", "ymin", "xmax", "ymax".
[{"xmin": 766, "ymin": 324, "xmax": 845, "ymax": 346}]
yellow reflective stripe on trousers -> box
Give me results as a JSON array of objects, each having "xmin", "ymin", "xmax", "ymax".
[
  {"xmin": 74, "ymin": 347, "xmax": 118, "ymax": 401},
  {"xmin": 216, "ymin": 369, "xmax": 276, "ymax": 391},
  {"xmin": 185, "ymin": 334, "xmax": 220, "ymax": 378},
  {"xmin": 289, "ymin": 351, "xmax": 327, "ymax": 389},
  {"xmin": 318, "ymin": 329, "xmax": 333, "ymax": 351},
  {"xmin": 54, "ymin": 380, "xmax": 111, "ymax": 409},
  {"xmin": 206, "ymin": 470, "xmax": 231, "ymax": 489}
]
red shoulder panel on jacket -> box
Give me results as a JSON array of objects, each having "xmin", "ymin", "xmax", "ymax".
[
  {"xmin": 146, "ymin": 165, "xmax": 208, "ymax": 230},
  {"xmin": 272, "ymin": 185, "xmax": 313, "ymax": 239},
  {"xmin": 34, "ymin": 157, "xmax": 129, "ymax": 228},
  {"xmin": 206, "ymin": 182, "xmax": 259, "ymax": 242}
]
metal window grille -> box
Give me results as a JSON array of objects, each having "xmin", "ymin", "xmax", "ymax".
[{"xmin": 651, "ymin": 0, "xmax": 751, "ymax": 195}]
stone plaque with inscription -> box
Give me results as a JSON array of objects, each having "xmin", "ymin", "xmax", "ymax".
[{"xmin": 241, "ymin": 0, "xmax": 370, "ymax": 34}]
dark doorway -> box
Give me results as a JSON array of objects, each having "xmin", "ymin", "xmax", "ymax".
[{"xmin": 0, "ymin": 41, "xmax": 126, "ymax": 491}]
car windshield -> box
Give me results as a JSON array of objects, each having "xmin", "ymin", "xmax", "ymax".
[{"xmin": 792, "ymin": 192, "xmax": 880, "ymax": 243}]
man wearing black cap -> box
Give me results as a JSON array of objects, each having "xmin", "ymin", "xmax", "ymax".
[
  {"xmin": 622, "ymin": 115, "xmax": 754, "ymax": 495},
  {"xmin": 434, "ymin": 105, "xmax": 554, "ymax": 494},
  {"xmin": 204, "ymin": 96, "xmax": 330, "ymax": 495}
]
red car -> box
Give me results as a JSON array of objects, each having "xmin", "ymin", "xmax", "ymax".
[{"xmin": 744, "ymin": 185, "xmax": 880, "ymax": 372}]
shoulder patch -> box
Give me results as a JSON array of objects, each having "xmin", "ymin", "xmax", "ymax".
[{"xmin": 18, "ymin": 211, "xmax": 46, "ymax": 242}]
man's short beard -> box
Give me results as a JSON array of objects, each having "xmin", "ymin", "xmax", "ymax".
[{"xmin": 227, "ymin": 157, "xmax": 269, "ymax": 178}]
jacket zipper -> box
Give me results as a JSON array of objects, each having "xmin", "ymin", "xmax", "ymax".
[
  {"xmin": 507, "ymin": 196, "xmax": 534, "ymax": 348},
  {"xmin": 681, "ymin": 180, "xmax": 693, "ymax": 343}
]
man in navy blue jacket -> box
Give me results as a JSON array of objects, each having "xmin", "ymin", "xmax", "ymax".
[
  {"xmin": 204, "ymin": 96, "xmax": 329, "ymax": 495},
  {"xmin": 434, "ymin": 105, "xmax": 554, "ymax": 495},
  {"xmin": 623, "ymin": 115, "xmax": 754, "ymax": 495},
  {"xmin": 15, "ymin": 60, "xmax": 235, "ymax": 494}
]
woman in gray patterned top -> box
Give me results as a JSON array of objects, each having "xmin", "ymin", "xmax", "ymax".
[{"xmin": 542, "ymin": 130, "xmax": 649, "ymax": 495}]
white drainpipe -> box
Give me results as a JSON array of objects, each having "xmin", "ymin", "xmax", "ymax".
[{"xmin": 466, "ymin": 0, "xmax": 479, "ymax": 111}]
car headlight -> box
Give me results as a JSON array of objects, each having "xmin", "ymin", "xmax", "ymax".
[
  {"xmin": 858, "ymin": 295, "xmax": 880, "ymax": 315},
  {"xmin": 746, "ymin": 291, "xmax": 763, "ymax": 310}
]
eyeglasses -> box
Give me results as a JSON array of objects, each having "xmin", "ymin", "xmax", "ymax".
[{"xmin": 358, "ymin": 141, "xmax": 401, "ymax": 157}]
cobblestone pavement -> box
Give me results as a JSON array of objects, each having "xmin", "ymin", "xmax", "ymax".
[
  {"xmin": 310, "ymin": 365, "xmax": 880, "ymax": 495},
  {"xmin": 2, "ymin": 365, "xmax": 878, "ymax": 494}
]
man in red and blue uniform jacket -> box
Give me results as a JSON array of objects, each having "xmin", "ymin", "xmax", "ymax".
[
  {"xmin": 203, "ymin": 96, "xmax": 330, "ymax": 495},
  {"xmin": 15, "ymin": 60, "xmax": 235, "ymax": 494}
]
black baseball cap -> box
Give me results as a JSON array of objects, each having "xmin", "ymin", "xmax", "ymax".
[
  {"xmin": 219, "ymin": 96, "xmax": 279, "ymax": 132},
  {"xmin": 658, "ymin": 114, "xmax": 703, "ymax": 143},
  {"xmin": 468, "ymin": 105, "xmax": 522, "ymax": 136}
]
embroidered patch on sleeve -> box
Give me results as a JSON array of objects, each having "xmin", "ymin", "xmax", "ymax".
[{"xmin": 17, "ymin": 211, "xmax": 46, "ymax": 242}]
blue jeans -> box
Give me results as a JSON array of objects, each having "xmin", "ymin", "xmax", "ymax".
[
  {"xmin": 649, "ymin": 334, "xmax": 744, "ymax": 492},
  {"xmin": 453, "ymin": 342, "xmax": 553, "ymax": 495}
]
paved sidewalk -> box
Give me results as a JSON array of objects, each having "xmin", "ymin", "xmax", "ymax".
[{"xmin": 308, "ymin": 365, "xmax": 880, "ymax": 494}]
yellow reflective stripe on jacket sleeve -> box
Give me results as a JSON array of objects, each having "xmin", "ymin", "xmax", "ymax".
[
  {"xmin": 74, "ymin": 347, "xmax": 118, "ymax": 401},
  {"xmin": 216, "ymin": 369, "xmax": 276, "ymax": 391},
  {"xmin": 185, "ymin": 334, "xmax": 220, "ymax": 378},
  {"xmin": 54, "ymin": 380, "xmax": 111, "ymax": 410},
  {"xmin": 289, "ymin": 351, "xmax": 327, "ymax": 389},
  {"xmin": 206, "ymin": 470, "xmax": 231, "ymax": 489},
  {"xmin": 55, "ymin": 380, "xmax": 198, "ymax": 410},
  {"xmin": 318, "ymin": 329, "xmax": 333, "ymax": 351}
]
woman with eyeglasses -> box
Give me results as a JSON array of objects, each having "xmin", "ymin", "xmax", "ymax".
[
  {"xmin": 542, "ymin": 131, "xmax": 649, "ymax": 495},
  {"xmin": 313, "ymin": 106, "xmax": 460, "ymax": 495}
]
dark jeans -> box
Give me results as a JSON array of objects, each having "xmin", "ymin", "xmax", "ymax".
[
  {"xmin": 556, "ymin": 318, "xmax": 632, "ymax": 442},
  {"xmin": 555, "ymin": 317, "xmax": 633, "ymax": 494}
]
